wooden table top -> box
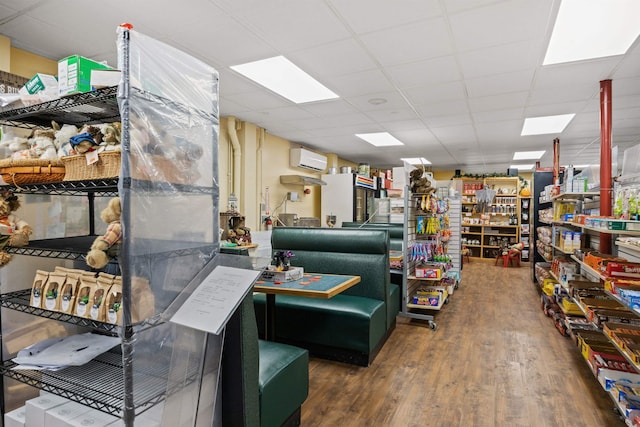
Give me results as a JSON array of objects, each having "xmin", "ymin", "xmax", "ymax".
[{"xmin": 254, "ymin": 272, "xmax": 361, "ymax": 299}]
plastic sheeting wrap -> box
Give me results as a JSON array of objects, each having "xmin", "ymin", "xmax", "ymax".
[{"xmin": 116, "ymin": 26, "xmax": 220, "ymax": 426}]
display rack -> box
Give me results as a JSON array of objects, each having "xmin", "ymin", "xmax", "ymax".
[
  {"xmin": 456, "ymin": 177, "xmax": 521, "ymax": 259},
  {"xmin": 399, "ymin": 186, "xmax": 461, "ymax": 330},
  {"xmin": 0, "ymin": 27, "xmax": 221, "ymax": 426}
]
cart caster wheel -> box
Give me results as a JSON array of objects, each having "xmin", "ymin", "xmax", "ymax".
[
  {"xmin": 429, "ymin": 322, "xmax": 437, "ymax": 330},
  {"xmin": 444, "ymin": 297, "xmax": 450, "ymax": 304}
]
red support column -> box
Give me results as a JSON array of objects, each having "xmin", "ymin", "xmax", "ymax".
[{"xmin": 600, "ymin": 79, "xmax": 613, "ymax": 254}]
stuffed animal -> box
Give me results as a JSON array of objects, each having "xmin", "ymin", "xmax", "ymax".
[
  {"xmin": 410, "ymin": 167, "xmax": 436, "ymax": 194},
  {"xmin": 86, "ymin": 197, "xmax": 121, "ymax": 269},
  {"xmin": 0, "ymin": 190, "xmax": 33, "ymax": 267}
]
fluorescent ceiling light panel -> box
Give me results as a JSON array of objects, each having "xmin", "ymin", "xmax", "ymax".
[
  {"xmin": 230, "ymin": 55, "xmax": 338, "ymax": 104},
  {"xmin": 401, "ymin": 157, "xmax": 431, "ymax": 165},
  {"xmin": 544, "ymin": 0, "xmax": 640, "ymax": 65},
  {"xmin": 509, "ymin": 164, "xmax": 534, "ymax": 170},
  {"xmin": 513, "ymin": 150, "xmax": 546, "ymax": 160},
  {"xmin": 521, "ymin": 114, "xmax": 575, "ymax": 136},
  {"xmin": 356, "ymin": 132, "xmax": 405, "ymax": 147}
]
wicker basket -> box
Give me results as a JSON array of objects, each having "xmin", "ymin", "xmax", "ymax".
[
  {"xmin": 0, "ymin": 158, "xmax": 66, "ymax": 186},
  {"xmin": 61, "ymin": 151, "xmax": 121, "ymax": 181}
]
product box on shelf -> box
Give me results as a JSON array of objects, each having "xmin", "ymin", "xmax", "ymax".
[
  {"xmin": 4, "ymin": 406, "xmax": 25, "ymax": 427},
  {"xmin": 58, "ymin": 55, "xmax": 113, "ymax": 96},
  {"xmin": 18, "ymin": 73, "xmax": 58, "ymax": 95},
  {"xmin": 25, "ymin": 394, "xmax": 70, "ymax": 427},
  {"xmin": 584, "ymin": 252, "xmax": 627, "ymax": 273},
  {"xmin": 45, "ymin": 401, "xmax": 92, "ymax": 427},
  {"xmin": 606, "ymin": 262, "xmax": 640, "ymax": 280},
  {"xmin": 415, "ymin": 264, "xmax": 443, "ymax": 279},
  {"xmin": 412, "ymin": 289, "xmax": 445, "ymax": 306},
  {"xmin": 67, "ymin": 409, "xmax": 119, "ymax": 427}
]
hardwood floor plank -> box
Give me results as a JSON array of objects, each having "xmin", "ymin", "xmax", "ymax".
[{"xmin": 300, "ymin": 260, "xmax": 626, "ymax": 426}]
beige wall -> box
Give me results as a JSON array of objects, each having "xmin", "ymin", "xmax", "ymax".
[
  {"xmin": 0, "ymin": 35, "xmax": 10, "ymax": 72},
  {"xmin": 10, "ymin": 47, "xmax": 57, "ymax": 77}
]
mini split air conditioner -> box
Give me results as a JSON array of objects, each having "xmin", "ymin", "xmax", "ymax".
[{"xmin": 290, "ymin": 148, "xmax": 327, "ymax": 172}]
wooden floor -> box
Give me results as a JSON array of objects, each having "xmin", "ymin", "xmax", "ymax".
[{"xmin": 301, "ymin": 260, "xmax": 624, "ymax": 427}]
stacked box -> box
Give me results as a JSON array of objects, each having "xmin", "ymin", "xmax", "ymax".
[{"xmin": 58, "ymin": 55, "xmax": 113, "ymax": 96}]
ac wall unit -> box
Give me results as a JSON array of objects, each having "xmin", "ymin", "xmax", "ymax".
[{"xmin": 290, "ymin": 148, "xmax": 327, "ymax": 172}]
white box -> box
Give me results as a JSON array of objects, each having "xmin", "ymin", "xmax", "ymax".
[
  {"xmin": 5, "ymin": 406, "xmax": 26, "ymax": 427},
  {"xmin": 25, "ymin": 395, "xmax": 69, "ymax": 427},
  {"xmin": 68, "ymin": 409, "xmax": 118, "ymax": 427},
  {"xmin": 45, "ymin": 401, "xmax": 92, "ymax": 427},
  {"xmin": 90, "ymin": 69, "xmax": 121, "ymax": 89}
]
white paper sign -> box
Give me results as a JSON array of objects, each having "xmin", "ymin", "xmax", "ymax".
[{"xmin": 170, "ymin": 266, "xmax": 260, "ymax": 335}]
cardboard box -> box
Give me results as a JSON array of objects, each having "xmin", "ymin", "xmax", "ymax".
[
  {"xmin": 25, "ymin": 394, "xmax": 69, "ymax": 427},
  {"xmin": 58, "ymin": 55, "xmax": 112, "ymax": 96},
  {"xmin": 90, "ymin": 69, "xmax": 121, "ymax": 89},
  {"xmin": 5, "ymin": 406, "xmax": 26, "ymax": 427},
  {"xmin": 45, "ymin": 401, "xmax": 92, "ymax": 427},
  {"xmin": 19, "ymin": 74, "xmax": 58, "ymax": 95},
  {"xmin": 68, "ymin": 409, "xmax": 119, "ymax": 427}
]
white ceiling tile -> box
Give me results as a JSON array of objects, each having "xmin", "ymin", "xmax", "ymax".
[
  {"xmin": 301, "ymin": 99, "xmax": 358, "ymax": 116},
  {"xmin": 289, "ymin": 112, "xmax": 374, "ymax": 131},
  {"xmin": 449, "ymin": 0, "xmax": 553, "ymax": 51},
  {"xmin": 359, "ymin": 18, "xmax": 454, "ymax": 66},
  {"xmin": 524, "ymin": 101, "xmax": 587, "ymax": 118},
  {"xmin": 529, "ymin": 83, "xmax": 599, "ymax": 105},
  {"xmin": 458, "ymin": 40, "xmax": 541, "ymax": 79},
  {"xmin": 468, "ymin": 91, "xmax": 528, "ymax": 112},
  {"xmin": 417, "ymin": 100, "xmax": 470, "ymax": 117},
  {"xmin": 328, "ymin": 0, "xmax": 443, "ymax": 34},
  {"xmin": 430, "ymin": 124, "xmax": 477, "ymax": 142},
  {"xmin": 365, "ymin": 108, "xmax": 420, "ymax": 123},
  {"xmin": 472, "ymin": 108, "xmax": 524, "ymax": 123},
  {"xmin": 289, "ymin": 38, "xmax": 377, "ymax": 79},
  {"xmin": 405, "ymin": 81, "xmax": 467, "ymax": 106},
  {"xmin": 329, "ymin": 68, "xmax": 395, "ymax": 98},
  {"xmin": 535, "ymin": 59, "xmax": 620, "ymax": 89},
  {"xmin": 381, "ymin": 118, "xmax": 429, "ymax": 132},
  {"xmin": 345, "ymin": 90, "xmax": 412, "ymax": 112},
  {"xmin": 227, "ymin": 1, "xmax": 350, "ymax": 52},
  {"xmin": 424, "ymin": 114, "xmax": 472, "ymax": 128},
  {"xmin": 226, "ymin": 89, "xmax": 292, "ymax": 110},
  {"xmin": 466, "ymin": 69, "xmax": 534, "ymax": 98},
  {"xmin": 219, "ymin": 97, "xmax": 252, "ymax": 115},
  {"xmin": 387, "ymin": 56, "xmax": 462, "ymax": 88}
]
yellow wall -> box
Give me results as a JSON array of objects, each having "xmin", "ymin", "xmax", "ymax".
[
  {"xmin": 0, "ymin": 36, "xmax": 10, "ymax": 71},
  {"xmin": 10, "ymin": 47, "xmax": 57, "ymax": 78}
]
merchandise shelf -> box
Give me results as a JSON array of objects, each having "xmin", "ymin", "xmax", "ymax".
[
  {"xmin": 6, "ymin": 236, "xmax": 216, "ymax": 262},
  {"xmin": 407, "ymin": 275, "xmax": 446, "ymax": 281},
  {"xmin": 570, "ymin": 255, "xmax": 607, "ymax": 281},
  {"xmin": 552, "ymin": 192, "xmax": 600, "ymax": 202},
  {"xmin": 576, "ymin": 347, "xmax": 635, "ymax": 427},
  {"xmin": 616, "ymin": 240, "xmax": 640, "ymax": 255},
  {"xmin": 0, "ymin": 348, "xmax": 198, "ymax": 417},
  {"xmin": 551, "ymin": 244, "xmax": 574, "ymax": 255},
  {"xmin": 0, "ymin": 87, "xmax": 120, "ymax": 129},
  {"xmin": 603, "ymin": 330, "xmax": 640, "ymax": 374},
  {"xmin": 1, "ymin": 289, "xmax": 119, "ymax": 334},
  {"xmin": 1, "ymin": 178, "xmax": 119, "ymax": 196},
  {"xmin": 603, "ymin": 289, "xmax": 640, "ymax": 317},
  {"xmin": 0, "ymin": 289, "xmax": 163, "ymax": 334}
]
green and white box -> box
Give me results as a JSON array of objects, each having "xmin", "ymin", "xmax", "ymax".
[
  {"xmin": 18, "ymin": 73, "xmax": 58, "ymax": 95},
  {"xmin": 58, "ymin": 55, "xmax": 112, "ymax": 96}
]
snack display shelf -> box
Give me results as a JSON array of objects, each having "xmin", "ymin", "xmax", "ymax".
[
  {"xmin": 407, "ymin": 275, "xmax": 446, "ymax": 281},
  {"xmin": 616, "ymin": 240, "xmax": 640, "ymax": 255},
  {"xmin": 577, "ymin": 350, "xmax": 635, "ymax": 427},
  {"xmin": 551, "ymin": 244, "xmax": 573, "ymax": 255},
  {"xmin": 1, "ymin": 178, "xmax": 119, "ymax": 196},
  {"xmin": 603, "ymin": 331, "xmax": 640, "ymax": 374},
  {"xmin": 570, "ymin": 255, "xmax": 607, "ymax": 281},
  {"xmin": 536, "ymin": 248, "xmax": 553, "ymax": 262},
  {"xmin": 603, "ymin": 289, "xmax": 640, "ymax": 317},
  {"xmin": 0, "ymin": 348, "xmax": 198, "ymax": 417},
  {"xmin": 551, "ymin": 192, "xmax": 600, "ymax": 202},
  {"xmin": 407, "ymin": 294, "xmax": 448, "ymax": 311}
]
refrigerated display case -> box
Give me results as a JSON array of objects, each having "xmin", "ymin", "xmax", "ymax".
[{"xmin": 321, "ymin": 173, "xmax": 381, "ymax": 226}]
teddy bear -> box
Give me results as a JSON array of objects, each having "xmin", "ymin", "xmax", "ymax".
[
  {"xmin": 0, "ymin": 190, "xmax": 33, "ymax": 267},
  {"xmin": 410, "ymin": 167, "xmax": 436, "ymax": 194},
  {"xmin": 86, "ymin": 197, "xmax": 121, "ymax": 269}
]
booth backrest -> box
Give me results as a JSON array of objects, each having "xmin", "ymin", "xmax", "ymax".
[
  {"xmin": 271, "ymin": 227, "xmax": 390, "ymax": 303},
  {"xmin": 341, "ymin": 222, "xmax": 404, "ymax": 251}
]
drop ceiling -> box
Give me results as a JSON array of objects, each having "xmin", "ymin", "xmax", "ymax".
[{"xmin": 1, "ymin": 0, "xmax": 639, "ymax": 174}]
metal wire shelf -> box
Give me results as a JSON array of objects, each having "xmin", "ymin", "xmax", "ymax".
[{"xmin": 0, "ymin": 348, "xmax": 199, "ymax": 417}]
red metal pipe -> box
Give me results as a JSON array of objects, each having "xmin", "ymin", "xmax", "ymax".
[
  {"xmin": 600, "ymin": 79, "xmax": 613, "ymax": 253},
  {"xmin": 553, "ymin": 138, "xmax": 560, "ymax": 185}
]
